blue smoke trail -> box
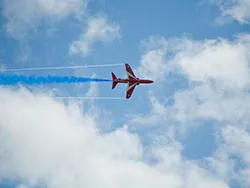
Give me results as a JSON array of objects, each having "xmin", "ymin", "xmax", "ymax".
[{"xmin": 0, "ymin": 75, "xmax": 112, "ymax": 85}]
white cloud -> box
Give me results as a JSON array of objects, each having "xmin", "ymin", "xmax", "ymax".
[
  {"xmin": 134, "ymin": 33, "xmax": 250, "ymax": 186},
  {"xmin": 205, "ymin": 125, "xmax": 250, "ymax": 187},
  {"xmin": 176, "ymin": 37, "xmax": 250, "ymax": 88},
  {"xmin": 137, "ymin": 36, "xmax": 169, "ymax": 81},
  {"xmin": 0, "ymin": 86, "xmax": 227, "ymax": 188},
  {"xmin": 214, "ymin": 0, "xmax": 250, "ymax": 24},
  {"xmin": 136, "ymin": 34, "xmax": 250, "ymax": 139},
  {"xmin": 1, "ymin": 0, "xmax": 87, "ymax": 38},
  {"xmin": 170, "ymin": 34, "xmax": 250, "ymax": 128},
  {"xmin": 1, "ymin": 1, "xmax": 120, "ymax": 56},
  {"xmin": 127, "ymin": 93, "xmax": 170, "ymax": 129},
  {"xmin": 137, "ymin": 35, "xmax": 204, "ymax": 81},
  {"xmin": 220, "ymin": 125, "xmax": 250, "ymax": 185},
  {"xmin": 69, "ymin": 15, "xmax": 120, "ymax": 56},
  {"xmin": 136, "ymin": 34, "xmax": 250, "ymax": 124}
]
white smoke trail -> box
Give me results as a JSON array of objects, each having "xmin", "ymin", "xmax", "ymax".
[
  {"xmin": 54, "ymin": 97, "xmax": 126, "ymax": 100},
  {"xmin": 2, "ymin": 63, "xmax": 124, "ymax": 72}
]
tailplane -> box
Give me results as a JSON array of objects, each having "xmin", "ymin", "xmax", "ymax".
[{"xmin": 111, "ymin": 72, "xmax": 118, "ymax": 89}]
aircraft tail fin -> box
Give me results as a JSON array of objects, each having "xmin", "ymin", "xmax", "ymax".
[{"xmin": 111, "ymin": 72, "xmax": 118, "ymax": 89}]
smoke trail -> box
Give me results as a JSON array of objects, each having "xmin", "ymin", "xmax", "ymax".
[
  {"xmin": 54, "ymin": 97, "xmax": 125, "ymax": 100},
  {"xmin": 2, "ymin": 63, "xmax": 124, "ymax": 72},
  {"xmin": 0, "ymin": 75, "xmax": 111, "ymax": 85}
]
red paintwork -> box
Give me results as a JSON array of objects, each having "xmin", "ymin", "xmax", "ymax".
[
  {"xmin": 114, "ymin": 78, "xmax": 153, "ymax": 84},
  {"xmin": 111, "ymin": 63, "xmax": 153, "ymax": 99}
]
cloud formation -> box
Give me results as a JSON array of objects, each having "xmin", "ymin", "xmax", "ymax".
[
  {"xmin": 69, "ymin": 15, "xmax": 120, "ymax": 56},
  {"xmin": 0, "ymin": 86, "xmax": 227, "ymax": 188},
  {"xmin": 137, "ymin": 36, "xmax": 168, "ymax": 81},
  {"xmin": 214, "ymin": 0, "xmax": 250, "ymax": 24},
  {"xmin": 1, "ymin": 0, "xmax": 87, "ymax": 38},
  {"xmin": 214, "ymin": 125, "xmax": 250, "ymax": 186},
  {"xmin": 134, "ymin": 33, "xmax": 250, "ymax": 187}
]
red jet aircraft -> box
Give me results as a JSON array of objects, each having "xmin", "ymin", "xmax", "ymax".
[{"xmin": 111, "ymin": 63, "xmax": 153, "ymax": 99}]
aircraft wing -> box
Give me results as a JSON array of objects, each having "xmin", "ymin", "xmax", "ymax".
[
  {"xmin": 125, "ymin": 64, "xmax": 136, "ymax": 80},
  {"xmin": 126, "ymin": 82, "xmax": 137, "ymax": 99}
]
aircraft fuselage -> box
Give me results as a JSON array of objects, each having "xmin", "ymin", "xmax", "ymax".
[{"xmin": 115, "ymin": 78, "xmax": 153, "ymax": 84}]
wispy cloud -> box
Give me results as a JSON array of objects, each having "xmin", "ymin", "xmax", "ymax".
[
  {"xmin": 133, "ymin": 33, "xmax": 250, "ymax": 186},
  {"xmin": 137, "ymin": 36, "xmax": 169, "ymax": 81},
  {"xmin": 136, "ymin": 33, "xmax": 250, "ymax": 126},
  {"xmin": 1, "ymin": 0, "xmax": 87, "ymax": 39},
  {"xmin": 204, "ymin": 124, "xmax": 250, "ymax": 186},
  {"xmin": 137, "ymin": 35, "xmax": 198, "ymax": 82},
  {"xmin": 69, "ymin": 15, "xmax": 120, "ymax": 56},
  {"xmin": 212, "ymin": 0, "xmax": 250, "ymax": 24}
]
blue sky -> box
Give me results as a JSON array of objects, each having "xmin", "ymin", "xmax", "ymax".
[{"xmin": 0, "ymin": 0, "xmax": 250, "ymax": 188}]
